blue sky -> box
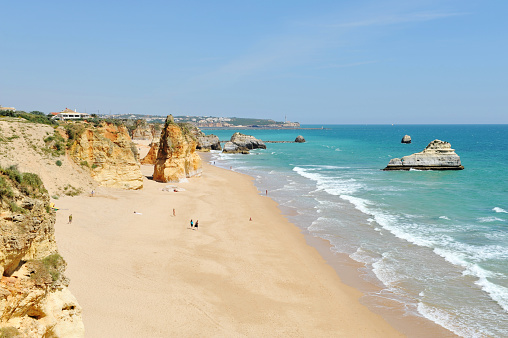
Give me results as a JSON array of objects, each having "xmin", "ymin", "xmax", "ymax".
[{"xmin": 1, "ymin": 0, "xmax": 507, "ymax": 123}]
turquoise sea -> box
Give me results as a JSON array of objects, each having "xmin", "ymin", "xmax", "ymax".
[{"xmin": 205, "ymin": 125, "xmax": 508, "ymax": 337}]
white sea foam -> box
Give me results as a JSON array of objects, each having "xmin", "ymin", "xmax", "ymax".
[
  {"xmin": 293, "ymin": 166, "xmax": 362, "ymax": 195},
  {"xmin": 477, "ymin": 216, "xmax": 504, "ymax": 223},
  {"xmin": 493, "ymin": 207, "xmax": 508, "ymax": 213},
  {"xmin": 371, "ymin": 252, "xmax": 400, "ymax": 287},
  {"xmin": 433, "ymin": 246, "xmax": 508, "ymax": 313},
  {"xmin": 335, "ymin": 148, "xmax": 341, "ymax": 151},
  {"xmin": 439, "ymin": 216, "xmax": 450, "ymax": 220},
  {"xmin": 417, "ymin": 302, "xmax": 484, "ymax": 338}
]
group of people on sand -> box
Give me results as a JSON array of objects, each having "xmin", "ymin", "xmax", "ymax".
[{"xmin": 190, "ymin": 219, "xmax": 199, "ymax": 230}]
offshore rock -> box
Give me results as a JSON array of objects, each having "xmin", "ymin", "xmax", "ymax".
[
  {"xmin": 401, "ymin": 135, "xmax": 412, "ymax": 144},
  {"xmin": 196, "ymin": 134, "xmax": 222, "ymax": 151},
  {"xmin": 222, "ymin": 142, "xmax": 249, "ymax": 154},
  {"xmin": 69, "ymin": 122, "xmax": 144, "ymax": 189},
  {"xmin": 0, "ymin": 169, "xmax": 84, "ymax": 337},
  {"xmin": 223, "ymin": 133, "xmax": 266, "ymax": 154},
  {"xmin": 153, "ymin": 116, "xmax": 202, "ymax": 183},
  {"xmin": 384, "ymin": 139, "xmax": 464, "ymax": 171},
  {"xmin": 295, "ymin": 135, "xmax": 306, "ymax": 143}
]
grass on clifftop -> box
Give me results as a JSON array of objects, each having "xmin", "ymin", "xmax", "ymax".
[
  {"xmin": 0, "ymin": 166, "xmax": 47, "ymax": 209},
  {"xmin": 0, "ymin": 110, "xmax": 57, "ymax": 126}
]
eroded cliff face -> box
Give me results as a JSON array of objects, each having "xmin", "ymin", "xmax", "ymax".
[
  {"xmin": 69, "ymin": 122, "xmax": 144, "ymax": 189},
  {"xmin": 153, "ymin": 116, "xmax": 202, "ymax": 183},
  {"xmin": 0, "ymin": 168, "xmax": 84, "ymax": 337},
  {"xmin": 130, "ymin": 120, "xmax": 162, "ymax": 142},
  {"xmin": 140, "ymin": 141, "xmax": 159, "ymax": 165}
]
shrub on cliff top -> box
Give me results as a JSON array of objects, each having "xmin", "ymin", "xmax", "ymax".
[
  {"xmin": 63, "ymin": 123, "xmax": 86, "ymax": 148},
  {"xmin": 42, "ymin": 253, "xmax": 65, "ymax": 282},
  {"xmin": 0, "ymin": 110, "xmax": 56, "ymax": 126},
  {"xmin": 0, "ymin": 165, "xmax": 47, "ymax": 198}
]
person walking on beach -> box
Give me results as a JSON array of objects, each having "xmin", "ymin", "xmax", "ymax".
[
  {"xmin": 195, "ymin": 220, "xmax": 199, "ymax": 230},
  {"xmin": 68, "ymin": 214, "xmax": 73, "ymax": 224},
  {"xmin": 173, "ymin": 208, "xmax": 176, "ymax": 216},
  {"xmin": 190, "ymin": 219, "xmax": 193, "ymax": 229}
]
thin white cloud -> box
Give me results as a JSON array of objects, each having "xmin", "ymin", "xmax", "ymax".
[{"xmin": 327, "ymin": 11, "xmax": 467, "ymax": 28}]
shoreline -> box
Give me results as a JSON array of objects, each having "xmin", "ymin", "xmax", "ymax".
[
  {"xmin": 202, "ymin": 152, "xmax": 457, "ymax": 337},
  {"xmin": 54, "ymin": 154, "xmax": 404, "ymax": 337}
]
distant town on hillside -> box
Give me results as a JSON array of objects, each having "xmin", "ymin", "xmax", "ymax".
[
  {"xmin": 0, "ymin": 105, "xmax": 300, "ymax": 129},
  {"xmin": 101, "ymin": 113, "xmax": 300, "ymax": 129}
]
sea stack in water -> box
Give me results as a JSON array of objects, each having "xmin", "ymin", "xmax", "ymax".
[
  {"xmin": 196, "ymin": 134, "xmax": 222, "ymax": 151},
  {"xmin": 153, "ymin": 115, "xmax": 202, "ymax": 182},
  {"xmin": 223, "ymin": 133, "xmax": 266, "ymax": 154},
  {"xmin": 384, "ymin": 139, "xmax": 464, "ymax": 170},
  {"xmin": 295, "ymin": 135, "xmax": 306, "ymax": 143},
  {"xmin": 401, "ymin": 135, "xmax": 411, "ymax": 144}
]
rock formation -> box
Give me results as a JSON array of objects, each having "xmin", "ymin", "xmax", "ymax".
[
  {"xmin": 295, "ymin": 135, "xmax": 306, "ymax": 143},
  {"xmin": 140, "ymin": 141, "xmax": 159, "ymax": 165},
  {"xmin": 401, "ymin": 135, "xmax": 412, "ymax": 144},
  {"xmin": 130, "ymin": 120, "xmax": 152, "ymax": 140},
  {"xmin": 223, "ymin": 133, "xmax": 266, "ymax": 154},
  {"xmin": 384, "ymin": 139, "xmax": 464, "ymax": 170},
  {"xmin": 153, "ymin": 116, "xmax": 202, "ymax": 183},
  {"xmin": 69, "ymin": 122, "xmax": 144, "ymax": 189},
  {"xmin": 0, "ymin": 167, "xmax": 84, "ymax": 337},
  {"xmin": 196, "ymin": 134, "xmax": 222, "ymax": 151}
]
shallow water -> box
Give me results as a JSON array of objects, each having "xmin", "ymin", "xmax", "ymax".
[{"xmin": 207, "ymin": 125, "xmax": 508, "ymax": 337}]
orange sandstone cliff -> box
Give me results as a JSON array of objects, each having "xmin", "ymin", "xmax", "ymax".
[
  {"xmin": 152, "ymin": 115, "xmax": 202, "ymax": 182},
  {"xmin": 69, "ymin": 122, "xmax": 144, "ymax": 190},
  {"xmin": 0, "ymin": 168, "xmax": 84, "ymax": 337}
]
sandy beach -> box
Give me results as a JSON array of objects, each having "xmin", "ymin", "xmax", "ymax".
[{"xmin": 54, "ymin": 157, "xmax": 404, "ymax": 337}]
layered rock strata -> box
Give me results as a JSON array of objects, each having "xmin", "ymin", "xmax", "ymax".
[
  {"xmin": 223, "ymin": 133, "xmax": 266, "ymax": 154},
  {"xmin": 153, "ymin": 116, "xmax": 202, "ymax": 183},
  {"xmin": 196, "ymin": 134, "xmax": 222, "ymax": 151},
  {"xmin": 0, "ymin": 168, "xmax": 84, "ymax": 337},
  {"xmin": 69, "ymin": 122, "xmax": 144, "ymax": 189},
  {"xmin": 384, "ymin": 139, "xmax": 464, "ymax": 170}
]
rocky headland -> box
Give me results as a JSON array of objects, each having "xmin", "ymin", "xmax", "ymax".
[
  {"xmin": 384, "ymin": 139, "xmax": 464, "ymax": 170},
  {"xmin": 0, "ymin": 167, "xmax": 84, "ymax": 337},
  {"xmin": 69, "ymin": 122, "xmax": 144, "ymax": 189},
  {"xmin": 153, "ymin": 115, "xmax": 202, "ymax": 182}
]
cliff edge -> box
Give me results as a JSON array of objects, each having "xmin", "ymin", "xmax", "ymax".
[{"xmin": 0, "ymin": 166, "xmax": 84, "ymax": 337}]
